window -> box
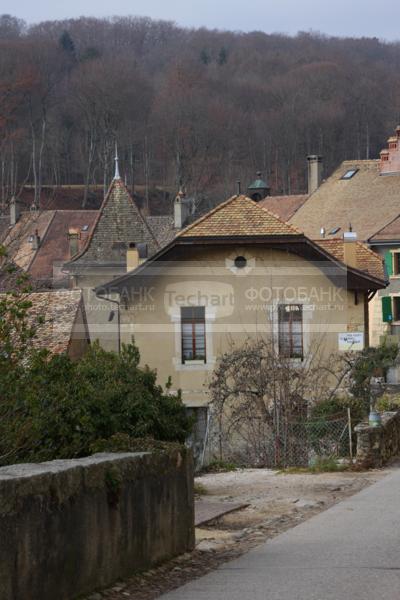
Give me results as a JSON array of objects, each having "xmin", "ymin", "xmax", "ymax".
[
  {"xmin": 393, "ymin": 297, "xmax": 400, "ymax": 322},
  {"xmin": 278, "ymin": 304, "xmax": 303, "ymax": 359},
  {"xmin": 341, "ymin": 169, "xmax": 359, "ymax": 180},
  {"xmin": 329, "ymin": 226, "xmax": 341, "ymax": 235},
  {"xmin": 181, "ymin": 307, "xmax": 206, "ymax": 363},
  {"xmin": 393, "ymin": 252, "xmax": 400, "ymax": 276}
]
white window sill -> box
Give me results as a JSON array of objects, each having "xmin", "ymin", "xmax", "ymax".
[
  {"xmin": 183, "ymin": 359, "xmax": 206, "ymax": 365},
  {"xmin": 173, "ymin": 357, "xmax": 216, "ymax": 371}
]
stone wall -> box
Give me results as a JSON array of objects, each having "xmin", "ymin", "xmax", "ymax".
[
  {"xmin": 355, "ymin": 411, "xmax": 400, "ymax": 468},
  {"xmin": 0, "ymin": 450, "xmax": 194, "ymax": 600}
]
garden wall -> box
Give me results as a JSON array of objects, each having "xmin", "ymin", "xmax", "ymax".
[
  {"xmin": 355, "ymin": 410, "xmax": 400, "ymax": 468},
  {"xmin": 0, "ymin": 450, "xmax": 194, "ymax": 600}
]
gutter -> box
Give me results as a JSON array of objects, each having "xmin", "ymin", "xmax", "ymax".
[{"xmin": 94, "ymin": 289, "xmax": 121, "ymax": 354}]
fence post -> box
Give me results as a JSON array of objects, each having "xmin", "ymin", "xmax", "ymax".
[{"xmin": 348, "ymin": 407, "xmax": 353, "ymax": 463}]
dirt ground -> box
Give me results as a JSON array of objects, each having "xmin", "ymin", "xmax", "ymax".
[{"xmin": 86, "ymin": 466, "xmax": 390, "ymax": 600}]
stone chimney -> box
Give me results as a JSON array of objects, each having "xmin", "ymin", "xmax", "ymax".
[
  {"xmin": 68, "ymin": 228, "xmax": 80, "ymax": 258},
  {"xmin": 174, "ymin": 188, "xmax": 191, "ymax": 229},
  {"xmin": 343, "ymin": 230, "xmax": 358, "ymax": 270},
  {"xmin": 307, "ymin": 155, "xmax": 323, "ymax": 195},
  {"xmin": 379, "ymin": 126, "xmax": 400, "ymax": 175},
  {"xmin": 10, "ymin": 196, "xmax": 21, "ymax": 226}
]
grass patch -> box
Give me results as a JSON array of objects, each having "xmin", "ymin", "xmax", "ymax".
[
  {"xmin": 194, "ymin": 482, "xmax": 208, "ymax": 496},
  {"xmin": 279, "ymin": 457, "xmax": 350, "ymax": 474}
]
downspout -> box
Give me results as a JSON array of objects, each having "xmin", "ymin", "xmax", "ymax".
[{"xmin": 94, "ymin": 290, "xmax": 121, "ymax": 354}]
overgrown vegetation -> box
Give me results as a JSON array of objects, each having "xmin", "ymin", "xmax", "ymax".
[
  {"xmin": 0, "ymin": 342, "xmax": 192, "ymax": 466},
  {"xmin": 0, "ymin": 262, "xmax": 192, "ymax": 466}
]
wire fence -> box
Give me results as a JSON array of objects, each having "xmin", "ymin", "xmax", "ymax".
[
  {"xmin": 279, "ymin": 415, "xmax": 351, "ymax": 468},
  {"xmin": 206, "ymin": 409, "xmax": 354, "ymax": 469}
]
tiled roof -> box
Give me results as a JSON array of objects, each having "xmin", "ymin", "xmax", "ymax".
[
  {"xmin": 290, "ymin": 159, "xmax": 400, "ymax": 241},
  {"xmin": 315, "ymin": 239, "xmax": 385, "ymax": 280},
  {"xmin": 29, "ymin": 210, "xmax": 98, "ymax": 284},
  {"xmin": 179, "ymin": 195, "xmax": 301, "ymax": 238},
  {"xmin": 146, "ymin": 215, "xmax": 176, "ymax": 246},
  {"xmin": 369, "ymin": 214, "xmax": 400, "ymax": 242},
  {"xmin": 26, "ymin": 290, "xmax": 87, "ymax": 354},
  {"xmin": 258, "ymin": 194, "xmax": 308, "ymax": 222},
  {"xmin": 69, "ymin": 179, "xmax": 159, "ymax": 266},
  {"xmin": 2, "ymin": 211, "xmax": 55, "ymax": 271}
]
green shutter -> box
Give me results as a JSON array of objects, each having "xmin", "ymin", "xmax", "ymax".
[
  {"xmin": 382, "ymin": 297, "xmax": 393, "ymax": 322},
  {"xmin": 384, "ymin": 251, "xmax": 393, "ymax": 277}
]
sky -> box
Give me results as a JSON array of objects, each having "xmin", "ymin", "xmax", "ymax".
[{"xmin": 3, "ymin": 0, "xmax": 400, "ymax": 41}]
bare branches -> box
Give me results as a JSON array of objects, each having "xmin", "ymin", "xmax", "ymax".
[{"xmin": 208, "ymin": 336, "xmax": 344, "ymax": 467}]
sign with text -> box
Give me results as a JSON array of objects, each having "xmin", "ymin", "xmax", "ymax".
[{"xmin": 338, "ymin": 332, "xmax": 364, "ymax": 352}]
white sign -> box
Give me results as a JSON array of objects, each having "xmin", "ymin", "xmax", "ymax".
[{"xmin": 338, "ymin": 332, "xmax": 364, "ymax": 352}]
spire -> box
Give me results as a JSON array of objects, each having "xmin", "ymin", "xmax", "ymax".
[{"xmin": 114, "ymin": 143, "xmax": 121, "ymax": 180}]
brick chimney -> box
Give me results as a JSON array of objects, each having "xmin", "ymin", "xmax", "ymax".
[
  {"xmin": 343, "ymin": 230, "xmax": 358, "ymax": 270},
  {"xmin": 380, "ymin": 126, "xmax": 400, "ymax": 175},
  {"xmin": 307, "ymin": 155, "xmax": 323, "ymax": 195}
]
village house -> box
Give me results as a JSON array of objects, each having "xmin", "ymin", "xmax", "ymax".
[
  {"xmin": 259, "ymin": 130, "xmax": 400, "ymax": 350},
  {"xmin": 94, "ymin": 193, "xmax": 386, "ymax": 458},
  {"xmin": 64, "ymin": 175, "xmax": 178, "ymax": 348}
]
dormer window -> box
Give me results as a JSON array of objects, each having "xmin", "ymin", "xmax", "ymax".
[{"xmin": 341, "ymin": 169, "xmax": 358, "ymax": 180}]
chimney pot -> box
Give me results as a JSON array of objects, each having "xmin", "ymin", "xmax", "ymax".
[{"xmin": 31, "ymin": 229, "xmax": 41, "ymax": 250}]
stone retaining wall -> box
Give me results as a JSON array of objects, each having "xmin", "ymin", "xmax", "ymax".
[
  {"xmin": 355, "ymin": 411, "xmax": 400, "ymax": 468},
  {"xmin": 0, "ymin": 450, "xmax": 194, "ymax": 600}
]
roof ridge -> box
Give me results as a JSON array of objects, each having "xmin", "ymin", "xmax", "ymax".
[{"xmin": 369, "ymin": 212, "xmax": 400, "ymax": 239}]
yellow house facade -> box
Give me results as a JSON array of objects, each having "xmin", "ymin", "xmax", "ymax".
[{"xmin": 95, "ymin": 195, "xmax": 386, "ymax": 459}]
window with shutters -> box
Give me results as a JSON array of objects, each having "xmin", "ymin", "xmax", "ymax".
[
  {"xmin": 278, "ymin": 304, "xmax": 303, "ymax": 359},
  {"xmin": 181, "ymin": 307, "xmax": 206, "ymax": 363}
]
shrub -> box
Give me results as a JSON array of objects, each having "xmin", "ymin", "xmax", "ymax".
[
  {"xmin": 376, "ymin": 393, "xmax": 400, "ymax": 412},
  {"xmin": 0, "ymin": 342, "xmax": 193, "ymax": 466}
]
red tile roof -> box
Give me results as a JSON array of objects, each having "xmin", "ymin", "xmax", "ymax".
[
  {"xmin": 180, "ymin": 195, "xmax": 301, "ymax": 238},
  {"xmin": 258, "ymin": 194, "xmax": 308, "ymax": 221},
  {"xmin": 315, "ymin": 239, "xmax": 385, "ymax": 280}
]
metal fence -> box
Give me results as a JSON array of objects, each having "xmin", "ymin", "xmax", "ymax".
[{"xmin": 279, "ymin": 415, "xmax": 351, "ymax": 467}]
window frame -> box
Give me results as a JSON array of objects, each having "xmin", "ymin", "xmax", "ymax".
[
  {"xmin": 278, "ymin": 304, "xmax": 304, "ymax": 360},
  {"xmin": 181, "ymin": 306, "xmax": 206, "ymax": 364},
  {"xmin": 341, "ymin": 168, "xmax": 359, "ymax": 180}
]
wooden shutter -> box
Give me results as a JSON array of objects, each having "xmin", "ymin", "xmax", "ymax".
[
  {"xmin": 384, "ymin": 251, "xmax": 393, "ymax": 277},
  {"xmin": 382, "ymin": 297, "xmax": 393, "ymax": 323}
]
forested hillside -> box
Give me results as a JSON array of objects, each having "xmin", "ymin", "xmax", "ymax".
[{"xmin": 1, "ymin": 13, "xmax": 400, "ymax": 209}]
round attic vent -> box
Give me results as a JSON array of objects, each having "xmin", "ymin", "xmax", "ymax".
[{"xmin": 234, "ymin": 256, "xmax": 247, "ymax": 269}]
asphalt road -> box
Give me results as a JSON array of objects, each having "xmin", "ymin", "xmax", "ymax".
[{"xmin": 160, "ymin": 468, "xmax": 400, "ymax": 599}]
